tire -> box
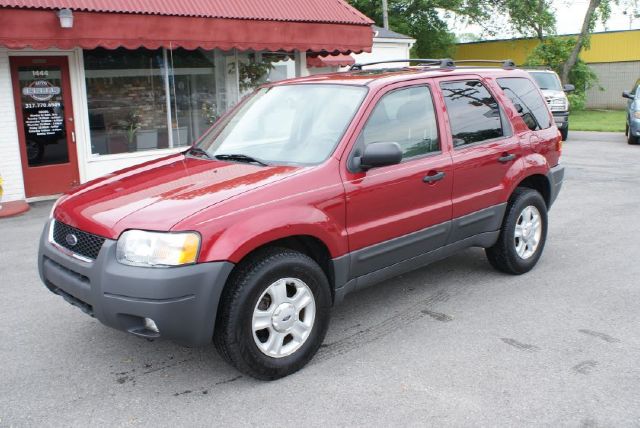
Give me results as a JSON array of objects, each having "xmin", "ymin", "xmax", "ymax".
[
  {"xmin": 628, "ymin": 132, "xmax": 638, "ymax": 145},
  {"xmin": 560, "ymin": 127, "xmax": 568, "ymax": 141},
  {"xmin": 486, "ymin": 188, "xmax": 548, "ymax": 275},
  {"xmin": 214, "ymin": 247, "xmax": 331, "ymax": 380}
]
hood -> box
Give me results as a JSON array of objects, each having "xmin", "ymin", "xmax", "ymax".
[
  {"xmin": 55, "ymin": 153, "xmax": 301, "ymax": 239},
  {"xmin": 540, "ymin": 89, "xmax": 566, "ymax": 99}
]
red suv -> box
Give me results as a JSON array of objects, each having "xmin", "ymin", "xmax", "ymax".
[{"xmin": 39, "ymin": 59, "xmax": 564, "ymax": 380}]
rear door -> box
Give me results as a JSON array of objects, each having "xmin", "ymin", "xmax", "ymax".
[
  {"xmin": 437, "ymin": 77, "xmax": 522, "ymax": 242},
  {"xmin": 342, "ymin": 82, "xmax": 453, "ymax": 278},
  {"xmin": 496, "ymin": 76, "xmax": 560, "ymax": 166}
]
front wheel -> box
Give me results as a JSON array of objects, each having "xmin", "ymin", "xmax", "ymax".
[
  {"xmin": 486, "ymin": 188, "xmax": 548, "ymax": 275},
  {"xmin": 214, "ymin": 248, "xmax": 331, "ymax": 380},
  {"xmin": 560, "ymin": 127, "xmax": 568, "ymax": 141}
]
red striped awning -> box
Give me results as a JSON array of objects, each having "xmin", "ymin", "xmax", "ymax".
[
  {"xmin": 0, "ymin": 1, "xmax": 373, "ymax": 53},
  {"xmin": 307, "ymin": 54, "xmax": 355, "ymax": 68}
]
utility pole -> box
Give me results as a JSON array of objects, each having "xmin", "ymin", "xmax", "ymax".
[{"xmin": 382, "ymin": 0, "xmax": 389, "ymax": 29}]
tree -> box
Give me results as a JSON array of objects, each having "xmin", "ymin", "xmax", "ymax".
[
  {"xmin": 348, "ymin": 0, "xmax": 500, "ymax": 58},
  {"xmin": 499, "ymin": 0, "xmax": 556, "ymax": 41},
  {"xmin": 561, "ymin": 0, "xmax": 612, "ymax": 83},
  {"xmin": 348, "ymin": 0, "xmax": 557, "ymax": 58}
]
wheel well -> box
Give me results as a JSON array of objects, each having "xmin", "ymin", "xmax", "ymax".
[
  {"xmin": 236, "ymin": 235, "xmax": 335, "ymax": 300},
  {"xmin": 516, "ymin": 174, "xmax": 551, "ymax": 207}
]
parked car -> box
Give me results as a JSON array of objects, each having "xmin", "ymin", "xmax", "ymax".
[
  {"xmin": 39, "ymin": 59, "xmax": 564, "ymax": 380},
  {"xmin": 623, "ymin": 78, "xmax": 640, "ymax": 145},
  {"xmin": 526, "ymin": 69, "xmax": 574, "ymax": 141}
]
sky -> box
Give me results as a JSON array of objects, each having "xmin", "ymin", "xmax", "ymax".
[{"xmin": 451, "ymin": 0, "xmax": 640, "ymax": 41}]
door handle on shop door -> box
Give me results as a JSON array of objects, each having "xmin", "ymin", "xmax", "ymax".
[
  {"xmin": 498, "ymin": 153, "xmax": 516, "ymax": 163},
  {"xmin": 423, "ymin": 171, "xmax": 446, "ymax": 183}
]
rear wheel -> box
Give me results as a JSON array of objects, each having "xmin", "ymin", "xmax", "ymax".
[
  {"xmin": 486, "ymin": 188, "xmax": 548, "ymax": 275},
  {"xmin": 214, "ymin": 247, "xmax": 331, "ymax": 380}
]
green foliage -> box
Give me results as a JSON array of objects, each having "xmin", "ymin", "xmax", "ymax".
[
  {"xmin": 524, "ymin": 37, "xmax": 598, "ymax": 111},
  {"xmin": 499, "ymin": 0, "xmax": 556, "ymax": 39},
  {"xmin": 348, "ymin": 0, "xmax": 558, "ymax": 58},
  {"xmin": 348, "ymin": 0, "xmax": 499, "ymax": 58}
]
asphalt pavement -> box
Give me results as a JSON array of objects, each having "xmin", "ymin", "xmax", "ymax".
[{"xmin": 1, "ymin": 131, "xmax": 639, "ymax": 427}]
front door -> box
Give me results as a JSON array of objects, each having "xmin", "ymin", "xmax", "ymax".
[
  {"xmin": 10, "ymin": 56, "xmax": 79, "ymax": 197},
  {"xmin": 342, "ymin": 83, "xmax": 453, "ymax": 278}
]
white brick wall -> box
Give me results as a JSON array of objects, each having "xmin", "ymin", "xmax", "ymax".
[{"xmin": 0, "ymin": 48, "xmax": 26, "ymax": 203}]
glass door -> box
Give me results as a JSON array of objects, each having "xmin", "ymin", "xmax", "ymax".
[{"xmin": 10, "ymin": 56, "xmax": 79, "ymax": 197}]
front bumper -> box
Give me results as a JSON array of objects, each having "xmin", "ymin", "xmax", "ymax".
[
  {"xmin": 552, "ymin": 111, "xmax": 569, "ymax": 130},
  {"xmin": 547, "ymin": 164, "xmax": 565, "ymax": 208},
  {"xmin": 38, "ymin": 221, "xmax": 234, "ymax": 346}
]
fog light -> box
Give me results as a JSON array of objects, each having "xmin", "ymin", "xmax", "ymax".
[{"xmin": 144, "ymin": 318, "xmax": 159, "ymax": 333}]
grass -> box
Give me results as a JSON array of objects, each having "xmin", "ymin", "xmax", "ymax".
[{"xmin": 570, "ymin": 109, "xmax": 626, "ymax": 132}]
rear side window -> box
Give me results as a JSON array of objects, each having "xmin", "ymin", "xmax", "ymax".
[
  {"xmin": 440, "ymin": 80, "xmax": 503, "ymax": 147},
  {"xmin": 498, "ymin": 77, "xmax": 552, "ymax": 131},
  {"xmin": 361, "ymin": 86, "xmax": 440, "ymax": 158}
]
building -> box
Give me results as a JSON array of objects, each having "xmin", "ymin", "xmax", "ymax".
[
  {"xmin": 349, "ymin": 26, "xmax": 416, "ymax": 68},
  {"xmin": 455, "ymin": 29, "xmax": 640, "ymax": 109},
  {"xmin": 0, "ymin": 0, "xmax": 373, "ymax": 214},
  {"xmin": 305, "ymin": 26, "xmax": 415, "ymax": 73}
]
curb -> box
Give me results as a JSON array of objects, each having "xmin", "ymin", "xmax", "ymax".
[{"xmin": 0, "ymin": 200, "xmax": 30, "ymax": 218}]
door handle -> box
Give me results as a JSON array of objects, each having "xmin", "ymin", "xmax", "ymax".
[
  {"xmin": 498, "ymin": 153, "xmax": 516, "ymax": 163},
  {"xmin": 423, "ymin": 171, "xmax": 446, "ymax": 183}
]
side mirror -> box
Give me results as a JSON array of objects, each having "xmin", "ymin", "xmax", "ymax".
[
  {"xmin": 357, "ymin": 142, "xmax": 402, "ymax": 171},
  {"xmin": 623, "ymin": 91, "xmax": 635, "ymax": 99},
  {"xmin": 563, "ymin": 84, "xmax": 575, "ymax": 93}
]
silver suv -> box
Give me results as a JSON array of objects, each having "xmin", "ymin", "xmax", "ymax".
[{"xmin": 527, "ymin": 69, "xmax": 574, "ymax": 141}]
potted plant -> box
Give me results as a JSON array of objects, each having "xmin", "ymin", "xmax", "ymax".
[{"xmin": 116, "ymin": 110, "xmax": 142, "ymax": 152}]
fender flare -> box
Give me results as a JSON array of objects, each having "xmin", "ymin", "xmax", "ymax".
[{"xmin": 199, "ymin": 205, "xmax": 347, "ymax": 264}]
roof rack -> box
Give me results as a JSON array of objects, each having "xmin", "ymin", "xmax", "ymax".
[
  {"xmin": 350, "ymin": 58, "xmax": 455, "ymax": 71},
  {"xmin": 454, "ymin": 59, "xmax": 516, "ymax": 69},
  {"xmin": 349, "ymin": 58, "xmax": 516, "ymax": 71}
]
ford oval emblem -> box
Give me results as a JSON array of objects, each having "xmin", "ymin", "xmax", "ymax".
[{"xmin": 65, "ymin": 234, "xmax": 78, "ymax": 247}]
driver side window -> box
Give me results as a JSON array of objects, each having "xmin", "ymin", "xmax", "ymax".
[{"xmin": 361, "ymin": 86, "xmax": 440, "ymax": 159}]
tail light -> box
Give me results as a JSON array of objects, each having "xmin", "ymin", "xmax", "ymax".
[{"xmin": 556, "ymin": 131, "xmax": 563, "ymax": 154}]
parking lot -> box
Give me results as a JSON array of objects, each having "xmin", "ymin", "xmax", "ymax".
[{"xmin": 1, "ymin": 131, "xmax": 639, "ymax": 426}]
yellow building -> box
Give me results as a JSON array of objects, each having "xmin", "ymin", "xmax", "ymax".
[{"xmin": 455, "ymin": 29, "xmax": 640, "ymax": 109}]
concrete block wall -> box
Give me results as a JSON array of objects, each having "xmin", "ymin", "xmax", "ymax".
[
  {"xmin": 0, "ymin": 48, "xmax": 26, "ymax": 203},
  {"xmin": 586, "ymin": 61, "xmax": 640, "ymax": 109}
]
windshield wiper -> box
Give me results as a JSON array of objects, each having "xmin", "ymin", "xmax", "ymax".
[
  {"xmin": 214, "ymin": 153, "xmax": 269, "ymax": 166},
  {"xmin": 186, "ymin": 146, "xmax": 213, "ymax": 159}
]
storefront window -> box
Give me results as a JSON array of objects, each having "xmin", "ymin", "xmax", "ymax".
[
  {"xmin": 83, "ymin": 48, "xmax": 293, "ymax": 157},
  {"xmin": 167, "ymin": 49, "xmax": 227, "ymax": 147},
  {"xmin": 84, "ymin": 48, "xmax": 168, "ymax": 155}
]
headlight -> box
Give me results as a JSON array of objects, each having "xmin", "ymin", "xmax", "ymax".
[
  {"xmin": 634, "ymin": 111, "xmax": 640, "ymax": 119},
  {"xmin": 116, "ymin": 230, "xmax": 201, "ymax": 267}
]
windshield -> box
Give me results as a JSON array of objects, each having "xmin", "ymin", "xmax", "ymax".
[
  {"xmin": 195, "ymin": 84, "xmax": 367, "ymax": 165},
  {"xmin": 529, "ymin": 72, "xmax": 562, "ymax": 91}
]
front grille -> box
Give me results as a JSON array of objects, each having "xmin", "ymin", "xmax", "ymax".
[{"xmin": 52, "ymin": 221, "xmax": 106, "ymax": 260}]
